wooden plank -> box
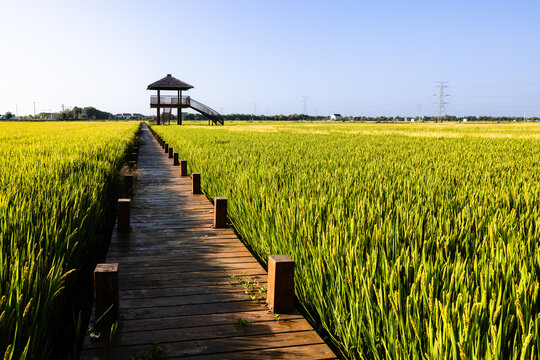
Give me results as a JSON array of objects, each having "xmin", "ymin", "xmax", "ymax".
[
  {"xmin": 107, "ymin": 252, "xmax": 256, "ymax": 262},
  {"xmin": 120, "ymin": 291, "xmax": 256, "ymax": 309},
  {"xmin": 118, "ymin": 262, "xmax": 265, "ymax": 275},
  {"xmin": 119, "ymin": 274, "xmax": 268, "ymax": 291},
  {"xmin": 106, "ymin": 247, "xmax": 250, "ymax": 258},
  {"xmin": 109, "ymin": 256, "xmax": 261, "ymax": 269},
  {"xmin": 85, "ymin": 318, "xmax": 313, "ymax": 349},
  {"xmin": 118, "ymin": 269, "xmax": 266, "ymax": 283},
  {"xmin": 106, "ymin": 248, "xmax": 253, "ymax": 258},
  {"xmin": 107, "ymin": 234, "xmax": 241, "ymax": 243},
  {"xmin": 120, "ymin": 299, "xmax": 261, "ymax": 321},
  {"xmin": 83, "ymin": 330, "xmax": 326, "ymax": 359},
  {"xmin": 116, "ymin": 310, "xmax": 301, "ymax": 333},
  {"xmin": 185, "ymin": 344, "xmax": 338, "ymax": 359},
  {"xmin": 119, "ymin": 283, "xmax": 264, "ymax": 300}
]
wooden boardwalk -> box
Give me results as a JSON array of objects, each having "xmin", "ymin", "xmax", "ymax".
[{"xmin": 81, "ymin": 125, "xmax": 337, "ymax": 359}]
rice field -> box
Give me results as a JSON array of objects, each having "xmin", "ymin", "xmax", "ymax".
[
  {"xmin": 0, "ymin": 122, "xmax": 139, "ymax": 359},
  {"xmin": 153, "ymin": 122, "xmax": 540, "ymax": 359}
]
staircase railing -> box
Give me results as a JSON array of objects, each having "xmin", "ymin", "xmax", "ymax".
[
  {"xmin": 189, "ymin": 98, "xmax": 224, "ymax": 125},
  {"xmin": 161, "ymin": 108, "xmax": 172, "ymax": 124}
]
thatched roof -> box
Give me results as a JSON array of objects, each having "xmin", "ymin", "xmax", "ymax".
[{"xmin": 147, "ymin": 74, "xmax": 194, "ymax": 91}]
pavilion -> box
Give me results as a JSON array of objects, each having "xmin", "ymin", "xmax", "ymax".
[{"xmin": 147, "ymin": 74, "xmax": 224, "ymax": 125}]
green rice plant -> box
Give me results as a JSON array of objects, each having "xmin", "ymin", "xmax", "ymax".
[
  {"xmin": 154, "ymin": 122, "xmax": 540, "ymax": 359},
  {"xmin": 0, "ymin": 121, "xmax": 139, "ymax": 359}
]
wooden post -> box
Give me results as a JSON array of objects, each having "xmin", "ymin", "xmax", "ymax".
[
  {"xmin": 94, "ymin": 263, "xmax": 119, "ymax": 329},
  {"xmin": 124, "ymin": 175, "xmax": 133, "ymax": 197},
  {"xmin": 267, "ymin": 255, "xmax": 295, "ymax": 314},
  {"xmin": 180, "ymin": 160, "xmax": 188, "ymax": 176},
  {"xmin": 117, "ymin": 198, "xmax": 131, "ymax": 233},
  {"xmin": 168, "ymin": 147, "xmax": 173, "ymax": 158},
  {"xmin": 129, "ymin": 152, "xmax": 138, "ymax": 162},
  {"xmin": 128, "ymin": 161, "xmax": 136, "ymax": 169},
  {"xmin": 164, "ymin": 143, "xmax": 169, "ymax": 153},
  {"xmin": 133, "ymin": 146, "xmax": 139, "ymax": 154},
  {"xmin": 173, "ymin": 153, "xmax": 179, "ymax": 166},
  {"xmin": 156, "ymin": 107, "xmax": 160, "ymax": 125},
  {"xmin": 213, "ymin": 197, "xmax": 227, "ymax": 228},
  {"xmin": 192, "ymin": 173, "xmax": 201, "ymax": 194}
]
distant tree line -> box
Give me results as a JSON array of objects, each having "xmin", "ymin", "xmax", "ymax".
[
  {"xmin": 1, "ymin": 107, "xmax": 114, "ymax": 120},
  {"xmin": 181, "ymin": 113, "xmax": 539, "ymax": 122},
  {"xmin": 3, "ymin": 110, "xmax": 538, "ymax": 122},
  {"xmin": 59, "ymin": 106, "xmax": 113, "ymax": 120}
]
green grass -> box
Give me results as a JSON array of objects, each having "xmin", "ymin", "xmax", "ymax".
[
  {"xmin": 0, "ymin": 121, "xmax": 139, "ymax": 359},
  {"xmin": 153, "ymin": 122, "xmax": 540, "ymax": 359}
]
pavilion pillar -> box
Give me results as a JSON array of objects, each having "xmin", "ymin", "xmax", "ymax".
[
  {"xmin": 157, "ymin": 89, "xmax": 161, "ymax": 125},
  {"xmin": 177, "ymin": 90, "xmax": 182, "ymax": 125}
]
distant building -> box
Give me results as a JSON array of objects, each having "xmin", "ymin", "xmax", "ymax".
[
  {"xmin": 330, "ymin": 114, "xmax": 342, "ymax": 121},
  {"xmin": 115, "ymin": 113, "xmax": 145, "ymax": 120},
  {"xmin": 463, "ymin": 118, "xmax": 468, "ymax": 122},
  {"xmin": 115, "ymin": 113, "xmax": 132, "ymax": 119}
]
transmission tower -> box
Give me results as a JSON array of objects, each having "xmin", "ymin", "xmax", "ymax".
[
  {"xmin": 301, "ymin": 95, "xmax": 308, "ymax": 115},
  {"xmin": 434, "ymin": 81, "xmax": 449, "ymax": 122}
]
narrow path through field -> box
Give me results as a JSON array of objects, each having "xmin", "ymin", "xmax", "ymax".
[{"xmin": 80, "ymin": 124, "xmax": 337, "ymax": 359}]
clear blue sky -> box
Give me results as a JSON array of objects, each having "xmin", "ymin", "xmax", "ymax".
[{"xmin": 1, "ymin": 0, "xmax": 539, "ymax": 117}]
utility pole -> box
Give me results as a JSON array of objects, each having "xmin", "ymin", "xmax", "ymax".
[
  {"xmin": 434, "ymin": 81, "xmax": 449, "ymax": 122},
  {"xmin": 417, "ymin": 104, "xmax": 422, "ymax": 121},
  {"xmin": 33, "ymin": 102, "xmax": 36, "ymax": 116},
  {"xmin": 61, "ymin": 104, "xmax": 65, "ymax": 112}
]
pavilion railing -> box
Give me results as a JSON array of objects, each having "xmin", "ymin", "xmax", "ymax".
[{"xmin": 150, "ymin": 95, "xmax": 190, "ymax": 106}]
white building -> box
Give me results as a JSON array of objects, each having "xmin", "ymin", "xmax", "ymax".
[{"xmin": 329, "ymin": 114, "xmax": 342, "ymax": 121}]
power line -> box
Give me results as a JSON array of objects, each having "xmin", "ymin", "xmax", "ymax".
[
  {"xmin": 434, "ymin": 81, "xmax": 449, "ymax": 122},
  {"xmin": 453, "ymin": 83, "xmax": 540, "ymax": 89}
]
